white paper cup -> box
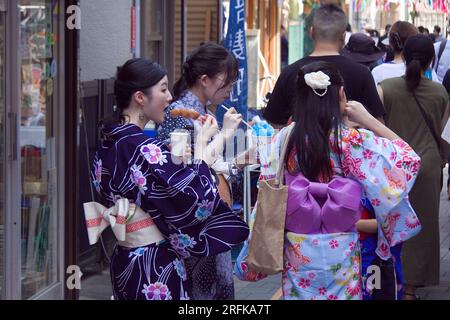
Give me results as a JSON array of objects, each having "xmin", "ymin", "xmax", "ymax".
[{"xmin": 170, "ymin": 131, "xmax": 189, "ymax": 157}]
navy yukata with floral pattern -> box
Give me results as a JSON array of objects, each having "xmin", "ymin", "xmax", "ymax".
[{"xmin": 91, "ymin": 124, "xmax": 249, "ymax": 300}]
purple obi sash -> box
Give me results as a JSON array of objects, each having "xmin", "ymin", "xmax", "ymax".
[{"xmin": 285, "ymin": 172, "xmax": 362, "ymax": 234}]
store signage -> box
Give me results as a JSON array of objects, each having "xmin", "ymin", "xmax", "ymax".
[{"xmin": 221, "ymin": 0, "xmax": 248, "ymax": 123}]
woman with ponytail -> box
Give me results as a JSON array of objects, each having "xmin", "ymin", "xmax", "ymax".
[
  {"xmin": 91, "ymin": 58, "xmax": 249, "ymax": 300},
  {"xmin": 157, "ymin": 43, "xmax": 247, "ymax": 300},
  {"xmin": 372, "ymin": 21, "xmax": 439, "ymax": 85},
  {"xmin": 158, "ymin": 43, "xmax": 239, "ymax": 145},
  {"xmin": 378, "ymin": 34, "xmax": 449, "ymax": 299},
  {"xmin": 371, "ymin": 21, "xmax": 424, "ymax": 85}
]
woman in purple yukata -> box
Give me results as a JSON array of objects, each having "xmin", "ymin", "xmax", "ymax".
[
  {"xmin": 235, "ymin": 62, "xmax": 422, "ymax": 300},
  {"xmin": 91, "ymin": 58, "xmax": 249, "ymax": 300}
]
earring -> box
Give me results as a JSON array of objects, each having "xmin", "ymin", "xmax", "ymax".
[{"xmin": 139, "ymin": 113, "xmax": 145, "ymax": 121}]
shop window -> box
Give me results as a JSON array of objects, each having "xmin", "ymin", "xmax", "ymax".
[
  {"xmin": 142, "ymin": 0, "xmax": 176, "ymax": 86},
  {"xmin": 19, "ymin": 0, "xmax": 58, "ymax": 299},
  {"xmin": 143, "ymin": 0, "xmax": 165, "ymax": 64}
]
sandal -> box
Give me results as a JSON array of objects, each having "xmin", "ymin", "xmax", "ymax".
[{"xmin": 403, "ymin": 292, "xmax": 421, "ymax": 300}]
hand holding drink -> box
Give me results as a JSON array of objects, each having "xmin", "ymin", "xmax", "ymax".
[{"xmin": 170, "ymin": 129, "xmax": 191, "ymax": 164}]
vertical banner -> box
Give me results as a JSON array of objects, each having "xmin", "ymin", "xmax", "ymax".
[
  {"xmin": 131, "ymin": 1, "xmax": 136, "ymax": 56},
  {"xmin": 135, "ymin": 0, "xmax": 141, "ymax": 57},
  {"xmin": 220, "ymin": 0, "xmax": 248, "ymax": 124}
]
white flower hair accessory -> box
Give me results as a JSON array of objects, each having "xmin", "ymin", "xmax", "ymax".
[{"xmin": 304, "ymin": 71, "xmax": 331, "ymax": 97}]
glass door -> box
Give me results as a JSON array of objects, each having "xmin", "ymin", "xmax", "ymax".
[
  {"xmin": 18, "ymin": 0, "xmax": 58, "ymax": 299},
  {"xmin": 0, "ymin": 0, "xmax": 6, "ymax": 300}
]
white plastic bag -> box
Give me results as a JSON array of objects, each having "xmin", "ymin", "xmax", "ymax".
[{"xmin": 442, "ymin": 118, "xmax": 450, "ymax": 144}]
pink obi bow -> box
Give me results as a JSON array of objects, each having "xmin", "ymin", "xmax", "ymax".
[
  {"xmin": 83, "ymin": 199, "xmax": 164, "ymax": 248},
  {"xmin": 285, "ymin": 172, "xmax": 362, "ymax": 234}
]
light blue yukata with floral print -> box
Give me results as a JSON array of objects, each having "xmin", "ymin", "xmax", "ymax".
[{"xmin": 235, "ymin": 124, "xmax": 422, "ymax": 300}]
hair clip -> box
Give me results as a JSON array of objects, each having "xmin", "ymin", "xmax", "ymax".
[
  {"xmin": 304, "ymin": 71, "xmax": 331, "ymax": 97},
  {"xmin": 312, "ymin": 88, "xmax": 328, "ymax": 97}
]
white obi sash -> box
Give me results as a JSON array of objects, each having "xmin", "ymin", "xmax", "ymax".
[{"xmin": 83, "ymin": 198, "xmax": 165, "ymax": 248}]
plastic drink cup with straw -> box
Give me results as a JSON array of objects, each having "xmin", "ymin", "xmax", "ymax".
[
  {"xmin": 251, "ymin": 116, "xmax": 275, "ymax": 163},
  {"xmin": 170, "ymin": 129, "xmax": 190, "ymax": 158}
]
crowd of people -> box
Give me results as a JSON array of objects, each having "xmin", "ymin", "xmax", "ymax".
[{"xmin": 83, "ymin": 3, "xmax": 450, "ymax": 300}]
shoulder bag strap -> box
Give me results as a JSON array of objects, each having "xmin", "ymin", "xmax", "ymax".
[
  {"xmin": 275, "ymin": 123, "xmax": 295, "ymax": 186},
  {"xmin": 412, "ymin": 93, "xmax": 442, "ymax": 151}
]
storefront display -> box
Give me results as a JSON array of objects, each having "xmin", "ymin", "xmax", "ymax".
[{"xmin": 19, "ymin": 0, "xmax": 57, "ymax": 299}]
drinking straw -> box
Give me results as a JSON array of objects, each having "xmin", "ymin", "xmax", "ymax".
[{"xmin": 219, "ymin": 104, "xmax": 253, "ymax": 129}]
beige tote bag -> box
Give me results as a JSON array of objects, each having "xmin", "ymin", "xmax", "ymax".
[{"xmin": 247, "ymin": 124, "xmax": 294, "ymax": 275}]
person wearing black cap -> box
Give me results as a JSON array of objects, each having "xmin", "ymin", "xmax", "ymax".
[
  {"xmin": 378, "ymin": 34, "xmax": 449, "ymax": 300},
  {"xmin": 340, "ymin": 33, "xmax": 384, "ymax": 70},
  {"xmin": 263, "ymin": 4, "xmax": 385, "ymax": 128}
]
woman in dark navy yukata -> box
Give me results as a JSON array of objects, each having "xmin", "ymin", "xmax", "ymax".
[{"xmin": 90, "ymin": 58, "xmax": 249, "ymax": 300}]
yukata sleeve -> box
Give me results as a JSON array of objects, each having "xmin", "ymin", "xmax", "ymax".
[
  {"xmin": 91, "ymin": 152, "xmax": 116, "ymax": 206},
  {"xmin": 137, "ymin": 139, "xmax": 249, "ymax": 258},
  {"xmin": 339, "ymin": 127, "xmax": 422, "ymax": 260}
]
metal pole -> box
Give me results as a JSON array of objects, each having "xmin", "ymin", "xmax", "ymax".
[
  {"xmin": 218, "ymin": 0, "xmax": 224, "ymax": 42},
  {"xmin": 181, "ymin": 0, "xmax": 187, "ymax": 62}
]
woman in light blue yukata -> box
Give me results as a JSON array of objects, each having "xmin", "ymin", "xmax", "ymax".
[{"xmin": 235, "ymin": 61, "xmax": 422, "ymax": 300}]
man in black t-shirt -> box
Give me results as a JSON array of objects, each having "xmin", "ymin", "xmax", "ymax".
[{"xmin": 263, "ymin": 4, "xmax": 385, "ymax": 127}]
